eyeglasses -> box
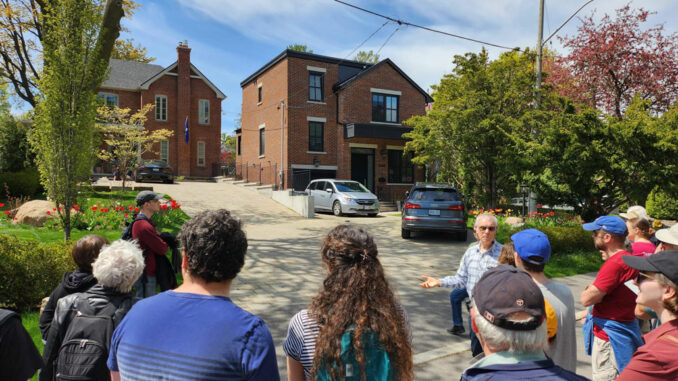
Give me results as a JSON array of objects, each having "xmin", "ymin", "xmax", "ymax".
[
  {"xmin": 637, "ymin": 272, "xmax": 656, "ymax": 283},
  {"xmin": 478, "ymin": 226, "xmax": 496, "ymax": 232}
]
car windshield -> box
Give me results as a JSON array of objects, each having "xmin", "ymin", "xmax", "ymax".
[
  {"xmin": 334, "ymin": 181, "xmax": 369, "ymax": 193},
  {"xmin": 411, "ymin": 189, "xmax": 459, "ymax": 201}
]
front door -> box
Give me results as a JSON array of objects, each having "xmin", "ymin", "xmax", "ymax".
[{"xmin": 351, "ymin": 148, "xmax": 375, "ymax": 192}]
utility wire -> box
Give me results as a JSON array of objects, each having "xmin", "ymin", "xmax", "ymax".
[
  {"xmin": 344, "ymin": 20, "xmax": 390, "ymax": 60},
  {"xmin": 376, "ymin": 24, "xmax": 403, "ymax": 56},
  {"xmin": 334, "ymin": 0, "xmax": 530, "ymax": 54}
]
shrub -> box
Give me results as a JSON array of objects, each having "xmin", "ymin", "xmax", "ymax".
[
  {"xmin": 509, "ymin": 225, "xmax": 594, "ymax": 254},
  {"xmin": 646, "ymin": 188, "xmax": 678, "ymax": 220},
  {"xmin": 0, "ymin": 167, "xmax": 42, "ymax": 197},
  {"xmin": 0, "ymin": 235, "xmax": 73, "ymax": 311}
]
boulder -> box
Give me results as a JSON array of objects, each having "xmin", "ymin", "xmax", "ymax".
[
  {"xmin": 13, "ymin": 200, "xmax": 57, "ymax": 227},
  {"xmin": 504, "ymin": 216, "xmax": 524, "ymax": 226}
]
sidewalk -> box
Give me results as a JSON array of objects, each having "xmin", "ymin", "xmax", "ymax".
[{"xmin": 414, "ymin": 272, "xmax": 596, "ymax": 380}]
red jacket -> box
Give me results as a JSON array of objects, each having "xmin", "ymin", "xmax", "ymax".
[{"xmin": 132, "ymin": 217, "xmax": 168, "ymax": 276}]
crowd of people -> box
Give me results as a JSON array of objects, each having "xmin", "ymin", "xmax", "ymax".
[{"xmin": 1, "ymin": 191, "xmax": 678, "ymax": 380}]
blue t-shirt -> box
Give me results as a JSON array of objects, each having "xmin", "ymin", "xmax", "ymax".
[{"xmin": 108, "ymin": 291, "xmax": 280, "ymax": 380}]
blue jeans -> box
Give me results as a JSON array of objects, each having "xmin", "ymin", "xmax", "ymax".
[
  {"xmin": 134, "ymin": 274, "xmax": 157, "ymax": 298},
  {"xmin": 450, "ymin": 288, "xmax": 468, "ymax": 327}
]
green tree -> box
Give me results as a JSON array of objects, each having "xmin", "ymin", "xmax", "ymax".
[
  {"xmin": 97, "ymin": 104, "xmax": 173, "ymax": 190},
  {"xmin": 111, "ymin": 37, "xmax": 155, "ymax": 62},
  {"xmin": 31, "ymin": 0, "xmax": 124, "ymax": 241},
  {"xmin": 354, "ymin": 50, "xmax": 379, "ymax": 63},
  {"xmin": 287, "ymin": 43, "xmax": 312, "ymax": 53},
  {"xmin": 404, "ymin": 48, "xmax": 537, "ymax": 208}
]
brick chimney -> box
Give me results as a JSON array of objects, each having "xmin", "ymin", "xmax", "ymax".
[{"xmin": 176, "ymin": 40, "xmax": 191, "ymax": 176}]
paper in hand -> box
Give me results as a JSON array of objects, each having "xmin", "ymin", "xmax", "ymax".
[{"xmin": 625, "ymin": 279, "xmax": 639, "ymax": 295}]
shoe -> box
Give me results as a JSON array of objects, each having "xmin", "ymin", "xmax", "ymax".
[{"xmin": 447, "ymin": 326, "xmax": 465, "ymax": 336}]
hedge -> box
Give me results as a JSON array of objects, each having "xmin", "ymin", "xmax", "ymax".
[
  {"xmin": 0, "ymin": 167, "xmax": 42, "ymax": 197},
  {"xmin": 646, "ymin": 188, "xmax": 678, "ymax": 220},
  {"xmin": 508, "ymin": 225, "xmax": 595, "ymax": 254},
  {"xmin": 0, "ymin": 235, "xmax": 73, "ymax": 311}
]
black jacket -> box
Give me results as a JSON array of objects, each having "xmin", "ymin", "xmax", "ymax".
[
  {"xmin": 40, "ymin": 285, "xmax": 136, "ymax": 381},
  {"xmin": 39, "ymin": 270, "xmax": 97, "ymax": 341}
]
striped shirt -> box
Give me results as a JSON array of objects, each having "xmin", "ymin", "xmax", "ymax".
[
  {"xmin": 283, "ymin": 308, "xmax": 410, "ymax": 381},
  {"xmin": 440, "ymin": 240, "xmax": 502, "ymax": 297}
]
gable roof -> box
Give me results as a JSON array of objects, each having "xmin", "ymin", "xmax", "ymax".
[
  {"xmin": 334, "ymin": 59, "xmax": 433, "ymax": 103},
  {"xmin": 139, "ymin": 62, "xmax": 226, "ymax": 99},
  {"xmin": 101, "ymin": 59, "xmax": 164, "ymax": 90},
  {"xmin": 240, "ymin": 49, "xmax": 371, "ymax": 88}
]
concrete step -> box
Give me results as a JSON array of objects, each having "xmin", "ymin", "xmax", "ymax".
[
  {"xmin": 242, "ymin": 182, "xmax": 261, "ymax": 187},
  {"xmin": 379, "ymin": 201, "xmax": 399, "ymax": 212},
  {"xmin": 256, "ymin": 185, "xmax": 274, "ymax": 190}
]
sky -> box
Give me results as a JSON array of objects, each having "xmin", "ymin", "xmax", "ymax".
[{"xmin": 25, "ymin": 0, "xmax": 678, "ymax": 134}]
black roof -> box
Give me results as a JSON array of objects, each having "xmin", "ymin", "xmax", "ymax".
[{"xmin": 240, "ymin": 49, "xmax": 371, "ymax": 87}]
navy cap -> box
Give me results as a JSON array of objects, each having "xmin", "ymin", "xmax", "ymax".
[
  {"xmin": 511, "ymin": 229, "xmax": 552, "ymax": 265},
  {"xmin": 582, "ymin": 215, "xmax": 628, "ymax": 236},
  {"xmin": 623, "ymin": 250, "xmax": 678, "ymax": 286},
  {"xmin": 472, "ymin": 265, "xmax": 545, "ymax": 331}
]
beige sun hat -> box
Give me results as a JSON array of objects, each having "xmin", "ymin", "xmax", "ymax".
[
  {"xmin": 620, "ymin": 205, "xmax": 650, "ymax": 220},
  {"xmin": 656, "ymin": 224, "xmax": 678, "ymax": 246}
]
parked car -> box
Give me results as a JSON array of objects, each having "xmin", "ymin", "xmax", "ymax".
[
  {"xmin": 305, "ymin": 179, "xmax": 380, "ymax": 217},
  {"xmin": 401, "ymin": 183, "xmax": 467, "ymax": 241},
  {"xmin": 135, "ymin": 160, "xmax": 174, "ymax": 183}
]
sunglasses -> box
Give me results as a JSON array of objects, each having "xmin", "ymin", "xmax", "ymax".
[
  {"xmin": 637, "ymin": 272, "xmax": 656, "ymax": 283},
  {"xmin": 478, "ymin": 226, "xmax": 496, "ymax": 232}
]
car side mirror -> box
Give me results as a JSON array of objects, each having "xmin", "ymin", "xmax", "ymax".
[
  {"xmin": 326, "ymin": 188, "xmax": 333, "ymax": 193},
  {"xmin": 405, "ymin": 191, "xmax": 410, "ymax": 197}
]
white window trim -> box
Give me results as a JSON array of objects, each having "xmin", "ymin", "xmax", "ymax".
[
  {"xmin": 307, "ymin": 65, "xmax": 327, "ymax": 73},
  {"xmin": 291, "ymin": 164, "xmax": 338, "ymax": 170},
  {"xmin": 160, "ymin": 140, "xmax": 169, "ymax": 163},
  {"xmin": 98, "ymin": 92, "xmax": 119, "ymax": 106},
  {"xmin": 306, "ymin": 151, "xmax": 327, "ymax": 154},
  {"xmin": 370, "ymin": 88, "xmax": 402, "ymax": 96},
  {"xmin": 198, "ymin": 99, "xmax": 210, "ymax": 125},
  {"xmin": 349, "ymin": 143, "xmax": 378, "ymax": 149},
  {"xmin": 307, "ymin": 101, "xmax": 327, "ymax": 105},
  {"xmin": 307, "ymin": 116, "xmax": 327, "ymax": 122},
  {"xmin": 370, "ymin": 121, "xmax": 402, "ymax": 126},
  {"xmin": 155, "ymin": 95, "xmax": 168, "ymax": 121},
  {"xmin": 197, "ymin": 141, "xmax": 206, "ymax": 167},
  {"xmin": 387, "ymin": 145, "xmax": 405, "ymax": 150}
]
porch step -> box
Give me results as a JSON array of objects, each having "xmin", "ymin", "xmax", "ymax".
[
  {"xmin": 242, "ymin": 182, "xmax": 261, "ymax": 187},
  {"xmin": 379, "ymin": 201, "xmax": 398, "ymax": 212}
]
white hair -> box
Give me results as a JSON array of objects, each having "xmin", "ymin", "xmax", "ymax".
[
  {"xmin": 474, "ymin": 213, "xmax": 498, "ymax": 228},
  {"xmin": 92, "ymin": 239, "xmax": 145, "ymax": 293},
  {"xmin": 472, "ymin": 302, "xmax": 547, "ymax": 353}
]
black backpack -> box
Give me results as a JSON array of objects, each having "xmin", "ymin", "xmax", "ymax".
[
  {"xmin": 121, "ymin": 215, "xmax": 149, "ymax": 241},
  {"xmin": 55, "ymin": 294, "xmax": 131, "ymax": 380}
]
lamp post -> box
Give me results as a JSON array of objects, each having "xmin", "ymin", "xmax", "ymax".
[{"xmin": 520, "ymin": 184, "xmax": 529, "ymax": 217}]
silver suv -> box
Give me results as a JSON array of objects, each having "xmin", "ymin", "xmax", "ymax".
[{"xmin": 305, "ymin": 179, "xmax": 380, "ymax": 217}]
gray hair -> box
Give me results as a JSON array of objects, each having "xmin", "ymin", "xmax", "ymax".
[
  {"xmin": 474, "ymin": 213, "xmax": 498, "ymax": 228},
  {"xmin": 92, "ymin": 240, "xmax": 145, "ymax": 293},
  {"xmin": 472, "ymin": 302, "xmax": 547, "ymax": 353}
]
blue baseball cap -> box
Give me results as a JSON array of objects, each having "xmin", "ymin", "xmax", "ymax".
[
  {"xmin": 582, "ymin": 215, "xmax": 628, "ymax": 236},
  {"xmin": 511, "ymin": 229, "xmax": 551, "ymax": 265}
]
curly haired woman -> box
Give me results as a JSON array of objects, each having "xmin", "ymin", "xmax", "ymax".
[{"xmin": 283, "ymin": 224, "xmax": 413, "ymax": 381}]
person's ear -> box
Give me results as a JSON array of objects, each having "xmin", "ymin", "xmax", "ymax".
[
  {"xmin": 181, "ymin": 250, "xmax": 188, "ymax": 271},
  {"xmin": 663, "ymin": 285, "xmax": 677, "ymax": 302},
  {"xmin": 470, "ymin": 307, "xmax": 479, "ymax": 334}
]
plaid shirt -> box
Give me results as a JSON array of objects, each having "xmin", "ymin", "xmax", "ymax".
[{"xmin": 440, "ymin": 240, "xmax": 502, "ymax": 297}]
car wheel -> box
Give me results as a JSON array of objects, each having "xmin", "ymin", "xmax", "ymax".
[
  {"xmin": 401, "ymin": 228, "xmax": 411, "ymax": 239},
  {"xmin": 332, "ymin": 201, "xmax": 342, "ymax": 216},
  {"xmin": 164, "ymin": 179, "xmax": 173, "ymax": 184},
  {"xmin": 368, "ymin": 213, "xmax": 378, "ymax": 217},
  {"xmin": 455, "ymin": 230, "xmax": 468, "ymax": 242},
  {"xmin": 135, "ymin": 177, "xmax": 142, "ymax": 183}
]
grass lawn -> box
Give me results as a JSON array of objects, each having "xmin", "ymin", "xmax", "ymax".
[{"xmin": 545, "ymin": 249, "xmax": 603, "ymax": 278}]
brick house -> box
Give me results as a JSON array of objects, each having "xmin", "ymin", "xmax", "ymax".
[
  {"xmin": 97, "ymin": 41, "xmax": 225, "ymax": 177},
  {"xmin": 236, "ymin": 50, "xmax": 433, "ymax": 201}
]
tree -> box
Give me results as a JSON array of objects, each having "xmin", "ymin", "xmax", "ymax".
[
  {"xmin": 554, "ymin": 5, "xmax": 678, "ymax": 119},
  {"xmin": 96, "ymin": 104, "xmax": 173, "ymax": 190},
  {"xmin": 287, "ymin": 43, "xmax": 312, "ymax": 53},
  {"xmin": 220, "ymin": 133, "xmax": 235, "ymax": 167},
  {"xmin": 354, "ymin": 50, "xmax": 379, "ymax": 64},
  {"xmin": 404, "ymin": 48, "xmax": 537, "ymax": 208},
  {"xmin": 111, "ymin": 37, "xmax": 154, "ymax": 62},
  {"xmin": 0, "ymin": 0, "xmax": 145, "ymax": 106},
  {"xmin": 30, "ymin": 0, "xmax": 124, "ymax": 241}
]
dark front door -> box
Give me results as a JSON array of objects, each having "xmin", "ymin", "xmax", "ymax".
[{"xmin": 351, "ymin": 148, "xmax": 375, "ymax": 192}]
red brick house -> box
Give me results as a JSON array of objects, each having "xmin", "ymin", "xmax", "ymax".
[
  {"xmin": 97, "ymin": 41, "xmax": 225, "ymax": 177},
  {"xmin": 236, "ymin": 49, "xmax": 433, "ymax": 201}
]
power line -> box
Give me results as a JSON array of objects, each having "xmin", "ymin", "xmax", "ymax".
[
  {"xmin": 333, "ymin": 0, "xmax": 531, "ymax": 54},
  {"xmin": 376, "ymin": 23, "xmax": 403, "ymax": 56},
  {"xmin": 343, "ymin": 20, "xmax": 390, "ymax": 60}
]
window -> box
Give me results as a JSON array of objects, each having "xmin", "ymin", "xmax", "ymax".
[
  {"xmin": 155, "ymin": 95, "xmax": 167, "ymax": 121},
  {"xmin": 197, "ymin": 141, "xmax": 205, "ymax": 167},
  {"xmin": 258, "ymin": 86, "xmax": 262, "ymax": 104},
  {"xmin": 199, "ymin": 99, "xmax": 209, "ymax": 124},
  {"xmin": 309, "ymin": 72, "xmax": 324, "ymax": 101},
  {"xmin": 237, "ymin": 136, "xmax": 241, "ymax": 156},
  {"xmin": 259, "ymin": 128, "xmax": 265, "ymax": 156},
  {"xmin": 372, "ymin": 93, "xmax": 399, "ymax": 123},
  {"xmin": 97, "ymin": 92, "xmax": 118, "ymax": 107},
  {"xmin": 388, "ymin": 150, "xmax": 413, "ymax": 183},
  {"xmin": 160, "ymin": 140, "xmax": 169, "ymax": 163},
  {"xmin": 308, "ymin": 121, "xmax": 324, "ymax": 152}
]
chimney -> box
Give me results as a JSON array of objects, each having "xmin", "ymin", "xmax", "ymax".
[
  {"xmin": 177, "ymin": 40, "xmax": 191, "ymax": 74},
  {"xmin": 176, "ymin": 40, "xmax": 192, "ymax": 176}
]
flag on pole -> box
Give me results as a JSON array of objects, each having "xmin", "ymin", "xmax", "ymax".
[{"xmin": 184, "ymin": 116, "xmax": 189, "ymax": 143}]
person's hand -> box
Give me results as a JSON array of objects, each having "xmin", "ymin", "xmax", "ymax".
[{"xmin": 419, "ymin": 276, "xmax": 441, "ymax": 288}]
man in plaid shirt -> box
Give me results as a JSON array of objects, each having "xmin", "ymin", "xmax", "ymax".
[{"xmin": 420, "ymin": 213, "xmax": 503, "ymax": 356}]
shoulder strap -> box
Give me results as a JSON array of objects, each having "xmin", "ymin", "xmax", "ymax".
[
  {"xmin": 0, "ymin": 309, "xmax": 18, "ymax": 326},
  {"xmin": 75, "ymin": 293, "xmax": 118, "ymax": 317}
]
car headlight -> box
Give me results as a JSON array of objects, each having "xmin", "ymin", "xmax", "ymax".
[{"xmin": 342, "ymin": 197, "xmax": 352, "ymax": 202}]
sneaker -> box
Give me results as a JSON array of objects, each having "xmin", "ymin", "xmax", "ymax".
[{"xmin": 447, "ymin": 326, "xmax": 465, "ymax": 336}]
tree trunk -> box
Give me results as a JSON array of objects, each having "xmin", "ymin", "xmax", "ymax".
[{"xmin": 63, "ymin": 207, "xmax": 71, "ymax": 242}]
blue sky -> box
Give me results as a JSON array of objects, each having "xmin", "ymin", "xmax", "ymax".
[{"xmin": 31, "ymin": 0, "xmax": 678, "ymax": 134}]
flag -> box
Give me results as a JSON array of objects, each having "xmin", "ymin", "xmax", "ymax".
[{"xmin": 184, "ymin": 116, "xmax": 189, "ymax": 143}]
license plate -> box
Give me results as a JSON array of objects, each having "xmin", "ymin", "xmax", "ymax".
[
  {"xmin": 153, "ymin": 168, "xmax": 159, "ymax": 172},
  {"xmin": 429, "ymin": 209, "xmax": 440, "ymax": 216},
  {"xmin": 361, "ymin": 205, "xmax": 367, "ymax": 210}
]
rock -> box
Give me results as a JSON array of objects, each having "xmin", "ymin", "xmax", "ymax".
[
  {"xmin": 504, "ymin": 216, "xmax": 524, "ymax": 225},
  {"xmin": 13, "ymin": 200, "xmax": 57, "ymax": 227}
]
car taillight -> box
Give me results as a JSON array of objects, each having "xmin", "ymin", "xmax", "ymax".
[
  {"xmin": 405, "ymin": 202, "xmax": 420, "ymax": 209},
  {"xmin": 448, "ymin": 204, "xmax": 464, "ymax": 211}
]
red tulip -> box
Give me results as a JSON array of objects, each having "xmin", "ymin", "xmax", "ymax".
[
  {"xmin": 4, "ymin": 211, "xmax": 9, "ymax": 215},
  {"xmin": 14, "ymin": 217, "xmax": 18, "ymax": 220},
  {"xmin": 91, "ymin": 206, "xmax": 98, "ymax": 210},
  {"xmin": 129, "ymin": 206, "xmax": 134, "ymax": 210},
  {"xmin": 46, "ymin": 211, "xmax": 51, "ymax": 215},
  {"xmin": 124, "ymin": 213, "xmax": 128, "ymax": 217},
  {"xmin": 73, "ymin": 205, "xmax": 79, "ymax": 211},
  {"xmin": 0, "ymin": 203, "xmax": 4, "ymax": 207},
  {"xmin": 134, "ymin": 208, "xmax": 139, "ymax": 212},
  {"xmin": 161, "ymin": 204, "xmax": 167, "ymax": 210},
  {"xmin": 537, "ymin": 204, "xmax": 543, "ymax": 208}
]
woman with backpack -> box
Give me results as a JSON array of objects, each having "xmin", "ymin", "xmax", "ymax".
[
  {"xmin": 40, "ymin": 240, "xmax": 145, "ymax": 381},
  {"xmin": 283, "ymin": 224, "xmax": 413, "ymax": 381}
]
